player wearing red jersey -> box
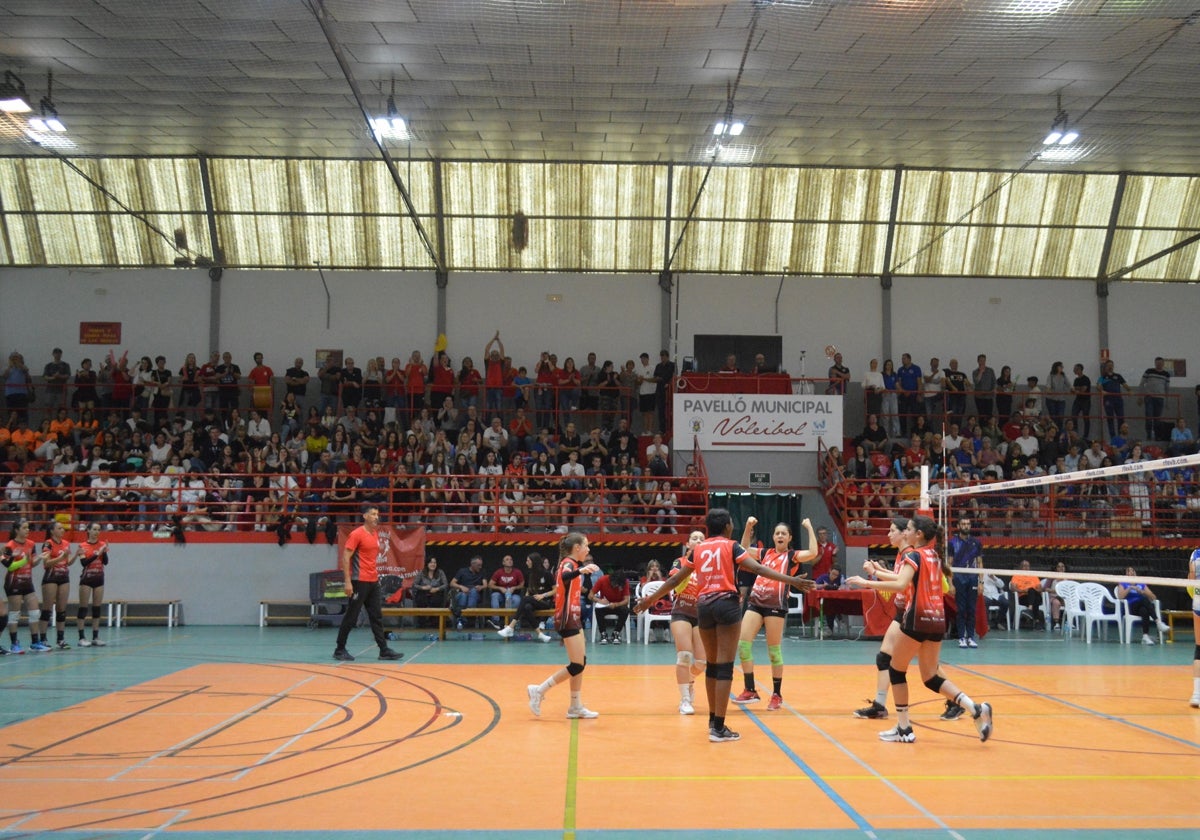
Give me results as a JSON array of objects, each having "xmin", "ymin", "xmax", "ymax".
[
  {"xmin": 733, "ymin": 517, "xmax": 818, "ymax": 711},
  {"xmin": 666, "ymin": 530, "xmax": 706, "ymax": 715},
  {"xmin": 847, "ymin": 515, "xmax": 993, "ymax": 743},
  {"xmin": 636, "ymin": 508, "xmax": 814, "ymax": 742},
  {"xmin": 40, "ymin": 520, "xmax": 73, "ymax": 649},
  {"xmin": 3, "ymin": 519, "xmax": 50, "ymax": 654},
  {"xmin": 75, "ymin": 523, "xmax": 110, "ymax": 647},
  {"xmin": 528, "ymin": 532, "xmax": 602, "ymax": 719}
]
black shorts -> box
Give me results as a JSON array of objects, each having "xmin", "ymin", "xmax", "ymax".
[
  {"xmin": 747, "ymin": 603, "xmax": 788, "ymax": 620},
  {"xmin": 899, "ymin": 626, "xmax": 942, "ymax": 644},
  {"xmin": 736, "ymin": 568, "xmax": 757, "ymax": 589},
  {"xmin": 638, "ymin": 393, "xmax": 655, "ymax": 412},
  {"xmin": 698, "ymin": 593, "xmax": 742, "ymax": 629},
  {"xmin": 5, "ymin": 581, "xmax": 34, "ymax": 598},
  {"xmin": 80, "ymin": 576, "xmax": 105, "ymax": 589},
  {"xmin": 41, "ymin": 573, "xmax": 70, "ymax": 587},
  {"xmin": 559, "ymin": 626, "xmax": 581, "ymax": 639},
  {"xmin": 670, "ymin": 611, "xmax": 697, "ymax": 626}
]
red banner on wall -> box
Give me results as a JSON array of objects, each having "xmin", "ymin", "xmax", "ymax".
[
  {"xmin": 336, "ymin": 524, "xmax": 425, "ymax": 580},
  {"xmin": 80, "ymin": 322, "xmax": 122, "ymax": 344}
]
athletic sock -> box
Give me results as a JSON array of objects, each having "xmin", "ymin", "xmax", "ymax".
[
  {"xmin": 713, "ymin": 715, "xmax": 725, "ymax": 730},
  {"xmin": 57, "ymin": 631, "xmax": 65, "ymax": 644},
  {"xmin": 538, "ymin": 677, "xmax": 555, "ymax": 694},
  {"xmin": 678, "ymin": 683, "xmax": 690, "ymax": 700},
  {"xmin": 772, "ymin": 677, "xmax": 782, "ymax": 696},
  {"xmin": 708, "ymin": 712, "xmax": 715, "ymax": 728},
  {"xmin": 569, "ymin": 691, "xmax": 582, "ymax": 708},
  {"xmin": 954, "ymin": 692, "xmax": 977, "ymax": 717},
  {"xmin": 1193, "ymin": 677, "xmax": 1200, "ymax": 695},
  {"xmin": 896, "ymin": 704, "xmax": 910, "ymax": 729},
  {"xmin": 10, "ymin": 630, "xmax": 18, "ymax": 645},
  {"xmin": 743, "ymin": 673, "xmax": 755, "ymax": 692},
  {"xmin": 874, "ymin": 687, "xmax": 888, "ymax": 706}
]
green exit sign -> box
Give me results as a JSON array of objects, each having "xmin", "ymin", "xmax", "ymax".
[{"xmin": 749, "ymin": 472, "xmax": 771, "ymax": 489}]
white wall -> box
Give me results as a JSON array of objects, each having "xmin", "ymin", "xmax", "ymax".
[{"xmin": 0, "ymin": 267, "xmax": 1195, "ymax": 387}]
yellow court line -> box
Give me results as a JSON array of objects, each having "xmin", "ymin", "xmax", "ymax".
[{"xmin": 580, "ymin": 773, "xmax": 1200, "ymax": 783}]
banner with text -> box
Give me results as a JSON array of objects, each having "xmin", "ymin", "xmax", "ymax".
[
  {"xmin": 337, "ymin": 524, "xmax": 426, "ymax": 580},
  {"xmin": 673, "ymin": 393, "xmax": 843, "ymax": 452}
]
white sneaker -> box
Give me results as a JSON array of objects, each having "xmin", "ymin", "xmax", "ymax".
[
  {"xmin": 537, "ymin": 621, "xmax": 546, "ymax": 631},
  {"xmin": 679, "ymin": 698, "xmax": 695, "ymax": 715},
  {"xmin": 497, "ymin": 625, "xmax": 514, "ymax": 638},
  {"xmin": 1141, "ymin": 634, "xmax": 1156, "ymax": 645},
  {"xmin": 879, "ymin": 725, "xmax": 916, "ymax": 742},
  {"xmin": 611, "ymin": 635, "xmax": 621, "ymax": 645},
  {"xmin": 527, "ymin": 685, "xmax": 543, "ymax": 716},
  {"xmin": 93, "ymin": 638, "xmax": 106, "ymax": 647},
  {"xmin": 1156, "ymin": 620, "xmax": 1170, "ymax": 633},
  {"xmin": 1190, "ymin": 694, "xmax": 1200, "ymax": 709},
  {"xmin": 78, "ymin": 638, "xmax": 92, "ymax": 648},
  {"xmin": 966, "ymin": 637, "xmax": 978, "ymax": 649},
  {"xmin": 958, "ymin": 638, "xmax": 967, "ymax": 648},
  {"xmin": 566, "ymin": 706, "xmax": 599, "ymax": 719},
  {"xmin": 537, "ymin": 632, "xmax": 552, "ymax": 643}
]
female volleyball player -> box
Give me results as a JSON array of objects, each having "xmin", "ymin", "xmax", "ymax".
[
  {"xmin": 3, "ymin": 520, "xmax": 50, "ymax": 653},
  {"xmin": 733, "ymin": 517, "xmax": 818, "ymax": 710},
  {"xmin": 847, "ymin": 515, "xmax": 993, "ymax": 743},
  {"xmin": 40, "ymin": 520, "xmax": 73, "ymax": 649},
  {"xmin": 666, "ymin": 530, "xmax": 706, "ymax": 715},
  {"xmin": 1188, "ymin": 548, "xmax": 1199, "ymax": 707},
  {"xmin": 635, "ymin": 509, "xmax": 814, "ymax": 743},
  {"xmin": 527, "ymin": 532, "xmax": 602, "ymax": 719},
  {"xmin": 75, "ymin": 523, "xmax": 111, "ymax": 647}
]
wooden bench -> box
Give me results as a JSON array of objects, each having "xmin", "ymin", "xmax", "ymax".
[
  {"xmin": 114, "ymin": 599, "xmax": 181, "ymax": 627},
  {"xmin": 380, "ymin": 607, "xmax": 553, "ymax": 641},
  {"xmin": 1164, "ymin": 609, "xmax": 1193, "ymax": 644},
  {"xmin": 259, "ymin": 600, "xmax": 315, "ymax": 627}
]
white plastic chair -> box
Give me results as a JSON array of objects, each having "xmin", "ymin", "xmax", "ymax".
[
  {"xmin": 1120, "ymin": 596, "xmax": 1165, "ymax": 645},
  {"xmin": 787, "ymin": 590, "xmax": 809, "ymax": 638},
  {"xmin": 1011, "ymin": 589, "xmax": 1048, "ymax": 630},
  {"xmin": 638, "ymin": 581, "xmax": 674, "ymax": 644},
  {"xmin": 1078, "ymin": 582, "xmax": 1124, "ymax": 643},
  {"xmin": 1054, "ymin": 580, "xmax": 1085, "ymax": 637}
]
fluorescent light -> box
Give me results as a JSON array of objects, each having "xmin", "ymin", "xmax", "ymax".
[
  {"xmin": 713, "ymin": 122, "xmax": 725, "ymax": 135},
  {"xmin": 0, "ymin": 71, "xmax": 30, "ymax": 112},
  {"xmin": 729, "ymin": 121, "xmax": 745, "ymax": 136},
  {"xmin": 1043, "ymin": 130, "xmax": 1062, "ymax": 145},
  {"xmin": 46, "ymin": 117, "xmax": 65, "ymax": 132},
  {"xmin": 28, "ymin": 116, "xmax": 46, "ymax": 132},
  {"xmin": 1059, "ymin": 129, "xmax": 1078, "ymax": 145},
  {"xmin": 391, "ymin": 116, "xmax": 405, "ymax": 133}
]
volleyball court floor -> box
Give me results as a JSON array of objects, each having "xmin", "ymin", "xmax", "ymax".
[{"xmin": 0, "ymin": 625, "xmax": 1196, "ymax": 839}]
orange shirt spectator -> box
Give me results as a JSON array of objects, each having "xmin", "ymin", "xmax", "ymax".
[
  {"xmin": 49, "ymin": 415, "xmax": 76, "ymax": 442},
  {"xmin": 1010, "ymin": 572, "xmax": 1040, "ymax": 593},
  {"xmin": 11, "ymin": 426, "xmax": 40, "ymax": 452}
]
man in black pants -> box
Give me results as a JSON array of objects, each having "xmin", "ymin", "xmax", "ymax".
[{"xmin": 333, "ymin": 505, "xmax": 403, "ymax": 662}]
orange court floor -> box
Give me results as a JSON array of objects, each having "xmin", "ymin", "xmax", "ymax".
[{"xmin": 0, "ymin": 624, "xmax": 1197, "ymax": 840}]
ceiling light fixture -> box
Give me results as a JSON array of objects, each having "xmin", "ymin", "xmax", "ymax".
[
  {"xmin": 0, "ymin": 70, "xmax": 31, "ymax": 113},
  {"xmin": 28, "ymin": 70, "xmax": 65, "ymax": 133},
  {"xmin": 1042, "ymin": 91, "xmax": 1079, "ymax": 146},
  {"xmin": 713, "ymin": 120, "xmax": 745, "ymax": 137},
  {"xmin": 371, "ymin": 79, "xmax": 411, "ymax": 140}
]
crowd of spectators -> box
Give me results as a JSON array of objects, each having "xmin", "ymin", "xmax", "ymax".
[
  {"xmin": 1, "ymin": 340, "xmax": 700, "ymax": 535},
  {"xmin": 828, "ymin": 353, "xmax": 1198, "ymax": 539}
]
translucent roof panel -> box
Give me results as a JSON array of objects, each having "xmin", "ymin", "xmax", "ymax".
[
  {"xmin": 891, "ymin": 170, "xmax": 1120, "ymax": 279},
  {"xmin": 1106, "ymin": 174, "xmax": 1200, "ymax": 282}
]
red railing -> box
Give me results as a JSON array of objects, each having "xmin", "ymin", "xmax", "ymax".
[{"xmin": 9, "ymin": 469, "xmax": 708, "ymax": 537}]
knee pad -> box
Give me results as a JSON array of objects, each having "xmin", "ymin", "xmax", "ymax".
[
  {"xmin": 39, "ymin": 608, "xmax": 52, "ymax": 624},
  {"xmin": 691, "ymin": 658, "xmax": 707, "ymax": 679},
  {"xmin": 91, "ymin": 605, "xmax": 102, "ymax": 620},
  {"xmin": 924, "ymin": 675, "xmax": 946, "ymax": 693},
  {"xmin": 676, "ymin": 650, "xmax": 694, "ymax": 669},
  {"xmin": 705, "ymin": 662, "xmax": 720, "ymax": 680},
  {"xmin": 566, "ymin": 661, "xmax": 585, "ymax": 676},
  {"xmin": 1194, "ymin": 644, "xmax": 1200, "ymax": 661},
  {"xmin": 888, "ymin": 666, "xmax": 907, "ymax": 686},
  {"xmin": 77, "ymin": 607, "xmax": 89, "ymax": 621},
  {"xmin": 768, "ymin": 644, "xmax": 783, "ymax": 667},
  {"xmin": 738, "ymin": 639, "xmax": 753, "ymax": 664},
  {"xmin": 875, "ymin": 651, "xmax": 892, "ymax": 672},
  {"xmin": 714, "ymin": 661, "xmax": 735, "ymax": 681}
]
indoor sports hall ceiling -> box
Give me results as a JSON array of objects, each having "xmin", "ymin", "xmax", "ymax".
[
  {"xmin": 0, "ymin": 1, "xmax": 1197, "ymax": 278},
  {"xmin": 0, "ymin": 0, "xmax": 1198, "ymax": 172}
]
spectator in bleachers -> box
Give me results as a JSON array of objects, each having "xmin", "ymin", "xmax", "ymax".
[
  {"xmin": 248, "ymin": 352, "xmax": 274, "ymax": 413},
  {"xmin": 1139, "ymin": 356, "xmax": 1171, "ymax": 441},
  {"xmin": 653, "ymin": 350, "xmax": 675, "ymax": 435},
  {"xmin": 994, "ymin": 365, "xmax": 1014, "ymax": 421},
  {"xmin": 636, "ymin": 353, "xmax": 657, "ymax": 433},
  {"xmin": 826, "ymin": 352, "xmax": 850, "ymax": 396},
  {"xmin": 972, "ymin": 354, "xmax": 996, "ymax": 420},
  {"xmin": 1098, "ymin": 359, "xmax": 1130, "ymax": 438},
  {"xmin": 198, "ymin": 351, "xmax": 219, "ymax": 412},
  {"xmin": 922, "ymin": 356, "xmax": 944, "ymax": 424},
  {"xmin": 880, "ymin": 359, "xmax": 900, "ymax": 437},
  {"xmin": 944, "ymin": 358, "xmax": 969, "ymax": 427},
  {"xmin": 362, "ymin": 358, "xmax": 383, "ymax": 408},
  {"xmin": 284, "ymin": 357, "xmax": 310, "ymax": 409},
  {"xmin": 853, "ymin": 414, "xmax": 888, "ymax": 454},
  {"xmin": 862, "ymin": 358, "xmax": 884, "ymax": 416},
  {"xmin": 1169, "ymin": 417, "xmax": 1196, "ymax": 455},
  {"xmin": 339, "ymin": 357, "xmax": 363, "ymax": 409},
  {"xmin": 896, "ymin": 353, "xmax": 922, "ymax": 435},
  {"xmin": 458, "ymin": 356, "xmax": 482, "ymax": 410},
  {"xmin": 317, "ymin": 355, "xmax": 340, "ymax": 414},
  {"xmin": 216, "ymin": 352, "xmax": 241, "ymax": 418},
  {"xmin": 578, "ymin": 351, "xmax": 599, "ymax": 420},
  {"xmin": 1046, "ymin": 361, "xmax": 1068, "ymax": 430},
  {"xmin": 73, "ymin": 358, "xmax": 99, "ymax": 411},
  {"xmin": 42, "ymin": 348, "xmax": 70, "ymax": 408}
]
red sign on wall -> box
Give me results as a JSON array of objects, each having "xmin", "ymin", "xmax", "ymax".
[{"xmin": 80, "ymin": 322, "xmax": 122, "ymax": 345}]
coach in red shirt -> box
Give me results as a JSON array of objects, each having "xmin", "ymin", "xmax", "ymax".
[{"xmin": 333, "ymin": 505, "xmax": 403, "ymax": 662}]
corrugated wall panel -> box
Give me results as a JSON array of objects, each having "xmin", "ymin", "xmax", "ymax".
[{"xmin": 1108, "ymin": 174, "xmax": 1200, "ymax": 281}]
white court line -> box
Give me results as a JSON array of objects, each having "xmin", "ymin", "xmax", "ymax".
[
  {"xmin": 781, "ymin": 702, "xmax": 967, "ymax": 840},
  {"xmin": 107, "ymin": 675, "xmax": 316, "ymax": 782},
  {"xmin": 232, "ymin": 676, "xmax": 386, "ymax": 781}
]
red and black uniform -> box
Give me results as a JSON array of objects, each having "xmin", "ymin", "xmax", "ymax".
[
  {"xmin": 335, "ymin": 526, "xmax": 390, "ymax": 651},
  {"xmin": 748, "ymin": 548, "xmax": 796, "ymax": 617},
  {"xmin": 553, "ymin": 556, "xmax": 585, "ymax": 636},
  {"xmin": 669, "ymin": 555, "xmax": 701, "ymax": 624},
  {"xmin": 681, "ymin": 536, "xmax": 748, "ymax": 628},
  {"xmin": 891, "ymin": 546, "xmax": 912, "ymax": 618},
  {"xmin": 898, "ymin": 544, "xmax": 947, "ymax": 643},
  {"xmin": 3, "ymin": 538, "xmax": 37, "ymax": 596},
  {"xmin": 41, "ymin": 537, "xmax": 72, "ymax": 586},
  {"xmin": 77, "ymin": 540, "xmax": 109, "ymax": 588},
  {"xmin": 812, "ymin": 540, "xmax": 836, "ymax": 580}
]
